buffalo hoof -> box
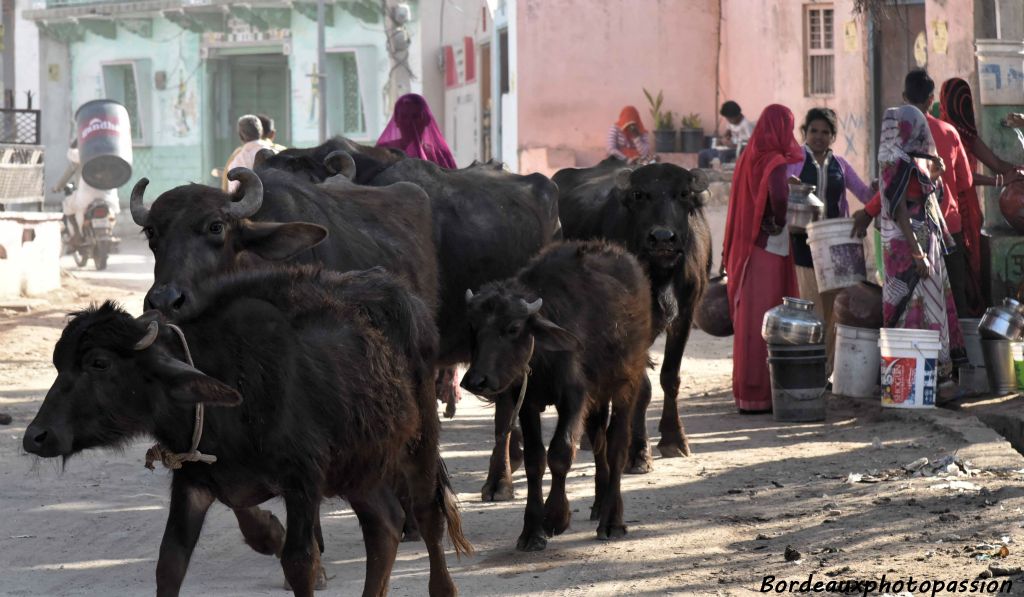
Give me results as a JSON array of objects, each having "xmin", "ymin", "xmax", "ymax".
[
  {"xmin": 627, "ymin": 446, "xmax": 653, "ymax": 474},
  {"xmin": 657, "ymin": 439, "xmax": 691, "ymax": 458},
  {"xmin": 596, "ymin": 524, "xmax": 627, "ymax": 541},
  {"xmin": 516, "ymin": 529, "xmax": 548, "ymax": 552},
  {"xmin": 443, "ymin": 399, "xmax": 457, "ymax": 419},
  {"xmin": 283, "ymin": 565, "xmax": 329, "ymax": 591},
  {"xmin": 480, "ymin": 477, "xmax": 515, "ymax": 502},
  {"xmin": 543, "ymin": 499, "xmax": 571, "ymax": 537}
]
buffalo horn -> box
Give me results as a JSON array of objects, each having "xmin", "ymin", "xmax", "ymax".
[
  {"xmin": 226, "ymin": 168, "xmax": 264, "ymax": 219},
  {"xmin": 130, "ymin": 178, "xmax": 151, "ymax": 226},
  {"xmin": 324, "ymin": 150, "xmax": 357, "ymax": 181},
  {"xmin": 690, "ymin": 168, "xmax": 710, "ymax": 193},
  {"xmin": 465, "ymin": 288, "xmax": 474, "ymax": 302},
  {"xmin": 134, "ymin": 320, "xmax": 159, "ymax": 351},
  {"xmin": 523, "ymin": 298, "xmax": 543, "ymax": 315}
]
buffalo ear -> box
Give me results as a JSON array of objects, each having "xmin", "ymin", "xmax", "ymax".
[
  {"xmin": 238, "ymin": 221, "xmax": 328, "ymax": 261},
  {"xmin": 529, "ymin": 316, "xmax": 582, "ymax": 352},
  {"xmin": 149, "ymin": 355, "xmax": 242, "ymax": 406}
]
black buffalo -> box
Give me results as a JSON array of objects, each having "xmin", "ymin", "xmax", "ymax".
[
  {"xmin": 261, "ymin": 141, "xmax": 561, "ymax": 430},
  {"xmin": 554, "ymin": 159, "xmax": 712, "ymax": 471},
  {"xmin": 24, "ymin": 266, "xmax": 470, "ymax": 596},
  {"xmin": 461, "ymin": 241, "xmax": 651, "ymax": 550},
  {"xmin": 135, "ymin": 167, "xmax": 438, "ymax": 319}
]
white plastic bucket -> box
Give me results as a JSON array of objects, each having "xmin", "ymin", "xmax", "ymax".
[
  {"xmin": 975, "ymin": 40, "xmax": 1024, "ymax": 106},
  {"xmin": 806, "ymin": 218, "xmax": 867, "ymax": 293},
  {"xmin": 878, "ymin": 328, "xmax": 941, "ymax": 408},
  {"xmin": 832, "ymin": 324, "xmax": 880, "ymax": 398}
]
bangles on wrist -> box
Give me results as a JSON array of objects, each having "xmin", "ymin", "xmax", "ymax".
[{"xmin": 996, "ymin": 173, "xmax": 1005, "ymax": 187}]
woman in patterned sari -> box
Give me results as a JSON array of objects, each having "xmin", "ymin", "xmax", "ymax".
[{"xmin": 878, "ymin": 105, "xmax": 967, "ymax": 376}]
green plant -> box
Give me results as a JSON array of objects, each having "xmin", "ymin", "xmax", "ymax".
[
  {"xmin": 680, "ymin": 112, "xmax": 703, "ymax": 130},
  {"xmin": 643, "ymin": 87, "xmax": 675, "ymax": 131}
]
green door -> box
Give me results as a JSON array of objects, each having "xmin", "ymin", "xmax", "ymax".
[{"xmin": 211, "ymin": 53, "xmax": 290, "ymax": 177}]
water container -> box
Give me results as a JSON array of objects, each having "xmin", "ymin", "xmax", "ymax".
[
  {"xmin": 832, "ymin": 324, "xmax": 880, "ymax": 398},
  {"xmin": 982, "ymin": 339, "xmax": 1017, "ymax": 395},
  {"xmin": 975, "ymin": 40, "xmax": 1024, "ymax": 106},
  {"xmin": 806, "ymin": 218, "xmax": 867, "ymax": 293},
  {"xmin": 767, "ymin": 343, "xmax": 827, "ymax": 422},
  {"xmin": 959, "ymin": 318, "xmax": 990, "ymax": 394},
  {"xmin": 75, "ymin": 99, "xmax": 133, "ymax": 190},
  {"xmin": 1013, "ymin": 342, "xmax": 1024, "ymax": 390},
  {"xmin": 878, "ymin": 328, "xmax": 940, "ymax": 408}
]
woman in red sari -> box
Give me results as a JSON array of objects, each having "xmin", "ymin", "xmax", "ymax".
[
  {"xmin": 939, "ymin": 78, "xmax": 1022, "ymax": 315},
  {"xmin": 723, "ymin": 104, "xmax": 805, "ymax": 412},
  {"xmin": 377, "ymin": 93, "xmax": 457, "ymax": 169}
]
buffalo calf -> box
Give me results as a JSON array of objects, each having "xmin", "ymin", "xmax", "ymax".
[
  {"xmin": 462, "ymin": 241, "xmax": 651, "ymax": 551},
  {"xmin": 24, "ymin": 267, "xmax": 469, "ymax": 596}
]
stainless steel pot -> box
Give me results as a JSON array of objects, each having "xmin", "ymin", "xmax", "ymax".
[
  {"xmin": 979, "ymin": 297, "xmax": 1024, "ymax": 341},
  {"xmin": 787, "ymin": 183, "xmax": 824, "ymax": 231},
  {"xmin": 762, "ymin": 297, "xmax": 824, "ymax": 345}
]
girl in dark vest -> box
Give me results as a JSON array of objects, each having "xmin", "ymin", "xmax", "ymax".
[{"xmin": 787, "ymin": 108, "xmax": 874, "ymax": 372}]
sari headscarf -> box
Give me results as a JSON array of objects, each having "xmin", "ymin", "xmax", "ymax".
[
  {"xmin": 377, "ymin": 93, "xmax": 457, "ymax": 169},
  {"xmin": 615, "ymin": 106, "xmax": 648, "ymax": 160},
  {"xmin": 939, "ymin": 78, "xmax": 979, "ymax": 145},
  {"xmin": 878, "ymin": 105, "xmax": 940, "ymax": 217},
  {"xmin": 723, "ymin": 104, "xmax": 805, "ymax": 308}
]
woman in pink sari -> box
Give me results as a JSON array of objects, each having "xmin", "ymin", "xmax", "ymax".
[{"xmin": 377, "ymin": 93, "xmax": 457, "ymax": 169}]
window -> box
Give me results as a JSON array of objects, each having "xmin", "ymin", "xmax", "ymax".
[
  {"xmin": 102, "ymin": 60, "xmax": 152, "ymax": 145},
  {"xmin": 805, "ymin": 5, "xmax": 835, "ymax": 96},
  {"xmin": 326, "ymin": 51, "xmax": 366, "ymax": 137}
]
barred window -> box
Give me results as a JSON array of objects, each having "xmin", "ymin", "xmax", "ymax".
[
  {"xmin": 327, "ymin": 50, "xmax": 367, "ymax": 137},
  {"xmin": 805, "ymin": 6, "xmax": 835, "ymax": 97}
]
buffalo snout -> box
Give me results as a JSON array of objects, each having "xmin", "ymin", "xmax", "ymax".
[
  {"xmin": 646, "ymin": 227, "xmax": 677, "ymax": 248},
  {"xmin": 460, "ymin": 369, "xmax": 495, "ymax": 395},
  {"xmin": 146, "ymin": 284, "xmax": 187, "ymax": 313},
  {"xmin": 23, "ymin": 423, "xmax": 70, "ymax": 457}
]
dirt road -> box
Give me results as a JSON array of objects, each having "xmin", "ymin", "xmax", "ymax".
[{"xmin": 3, "ymin": 236, "xmax": 1024, "ymax": 596}]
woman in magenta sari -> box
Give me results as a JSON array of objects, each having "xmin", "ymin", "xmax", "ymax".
[
  {"xmin": 878, "ymin": 105, "xmax": 967, "ymax": 376},
  {"xmin": 377, "ymin": 93, "xmax": 457, "ymax": 169}
]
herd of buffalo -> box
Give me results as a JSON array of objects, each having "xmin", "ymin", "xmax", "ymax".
[{"xmin": 20, "ymin": 138, "xmax": 714, "ymax": 596}]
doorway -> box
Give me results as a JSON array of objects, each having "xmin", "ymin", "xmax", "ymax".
[
  {"xmin": 872, "ymin": 1, "xmax": 927, "ymax": 162},
  {"xmin": 207, "ymin": 53, "xmax": 290, "ymax": 180}
]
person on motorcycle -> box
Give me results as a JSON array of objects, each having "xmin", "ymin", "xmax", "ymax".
[{"xmin": 52, "ymin": 138, "xmax": 120, "ymax": 246}]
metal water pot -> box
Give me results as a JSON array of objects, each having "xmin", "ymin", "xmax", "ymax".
[
  {"xmin": 786, "ymin": 183, "xmax": 824, "ymax": 231},
  {"xmin": 762, "ymin": 297, "xmax": 824, "ymax": 345},
  {"xmin": 979, "ymin": 297, "xmax": 1024, "ymax": 341}
]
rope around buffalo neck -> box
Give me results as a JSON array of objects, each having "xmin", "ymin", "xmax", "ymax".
[
  {"xmin": 144, "ymin": 323, "xmax": 217, "ymax": 471},
  {"xmin": 503, "ymin": 336, "xmax": 535, "ymax": 438}
]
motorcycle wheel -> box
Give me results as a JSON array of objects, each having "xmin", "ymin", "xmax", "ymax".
[
  {"xmin": 94, "ymin": 242, "xmax": 109, "ymax": 271},
  {"xmin": 73, "ymin": 249, "xmax": 90, "ymax": 267}
]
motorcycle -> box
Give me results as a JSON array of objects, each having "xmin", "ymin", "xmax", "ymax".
[{"xmin": 60, "ymin": 182, "xmax": 119, "ymax": 271}]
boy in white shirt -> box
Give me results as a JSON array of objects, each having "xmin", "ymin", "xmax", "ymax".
[{"xmin": 699, "ymin": 101, "xmax": 756, "ymax": 168}]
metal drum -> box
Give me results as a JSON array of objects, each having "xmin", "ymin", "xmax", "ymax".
[{"xmin": 75, "ymin": 99, "xmax": 133, "ymax": 190}]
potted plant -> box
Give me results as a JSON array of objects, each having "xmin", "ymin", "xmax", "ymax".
[
  {"xmin": 644, "ymin": 88, "xmax": 677, "ymax": 153},
  {"xmin": 679, "ymin": 112, "xmax": 704, "ymax": 153}
]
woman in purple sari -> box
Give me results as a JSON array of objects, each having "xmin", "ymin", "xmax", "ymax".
[
  {"xmin": 377, "ymin": 93, "xmax": 457, "ymax": 169},
  {"xmin": 878, "ymin": 105, "xmax": 967, "ymax": 376}
]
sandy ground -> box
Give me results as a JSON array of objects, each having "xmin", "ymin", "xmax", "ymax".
[{"xmin": 3, "ymin": 234, "xmax": 1024, "ymax": 596}]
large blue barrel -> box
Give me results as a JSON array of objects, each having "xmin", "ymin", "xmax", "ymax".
[{"xmin": 75, "ymin": 99, "xmax": 133, "ymax": 190}]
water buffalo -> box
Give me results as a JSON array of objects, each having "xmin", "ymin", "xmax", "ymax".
[
  {"xmin": 135, "ymin": 167, "xmax": 437, "ymax": 319},
  {"xmin": 23, "ymin": 266, "xmax": 470, "ymax": 596},
  {"xmin": 554, "ymin": 159, "xmax": 712, "ymax": 472},
  {"xmin": 461, "ymin": 241, "xmax": 651, "ymax": 550}
]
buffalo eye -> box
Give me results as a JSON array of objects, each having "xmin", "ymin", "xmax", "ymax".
[
  {"xmin": 208, "ymin": 221, "xmax": 225, "ymax": 235},
  {"xmin": 142, "ymin": 226, "xmax": 155, "ymax": 240},
  {"xmin": 505, "ymin": 323, "xmax": 522, "ymax": 337},
  {"xmin": 632, "ymin": 191, "xmax": 643, "ymax": 201},
  {"xmin": 88, "ymin": 357, "xmax": 111, "ymax": 372}
]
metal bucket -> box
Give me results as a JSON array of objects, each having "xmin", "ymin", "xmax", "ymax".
[
  {"xmin": 767, "ymin": 343, "xmax": 827, "ymax": 422},
  {"xmin": 75, "ymin": 99, "xmax": 133, "ymax": 190},
  {"xmin": 981, "ymin": 339, "xmax": 1017, "ymax": 395}
]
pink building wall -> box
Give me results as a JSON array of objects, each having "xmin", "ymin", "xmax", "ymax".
[{"xmin": 515, "ymin": 0, "xmax": 721, "ymax": 173}]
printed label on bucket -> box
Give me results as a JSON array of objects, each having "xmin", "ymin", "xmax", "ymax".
[
  {"xmin": 881, "ymin": 356, "xmax": 936, "ymax": 407},
  {"xmin": 829, "ymin": 243, "xmax": 867, "ymax": 278}
]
